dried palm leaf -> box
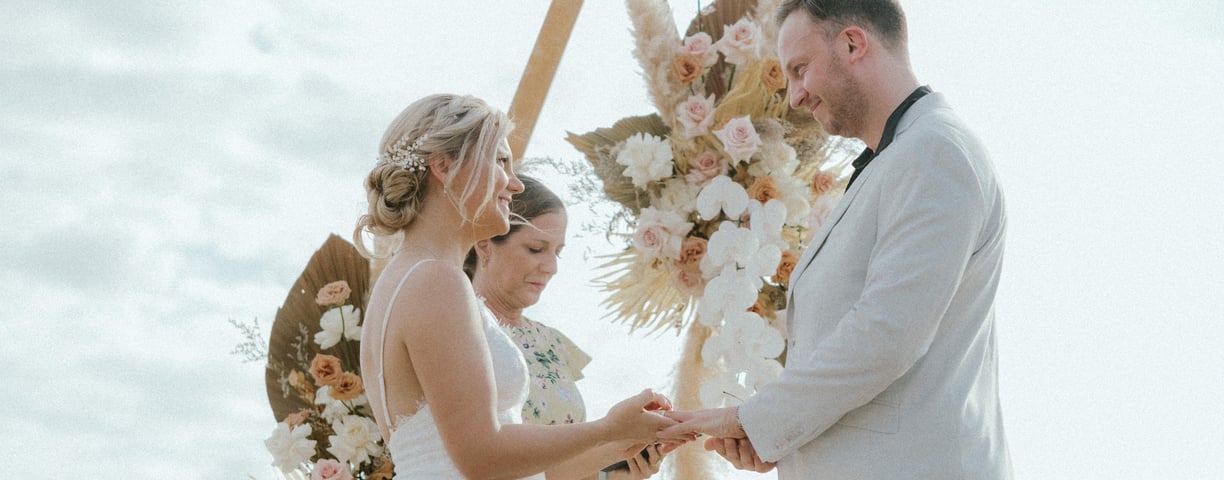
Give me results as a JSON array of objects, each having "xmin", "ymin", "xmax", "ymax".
[
  {"xmin": 565, "ymin": 113, "xmax": 669, "ymax": 215},
  {"xmin": 265, "ymin": 234, "xmax": 371, "ymax": 423},
  {"xmin": 592, "ymin": 248, "xmax": 697, "ymax": 334}
]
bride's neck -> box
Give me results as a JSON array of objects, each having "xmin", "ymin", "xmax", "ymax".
[{"xmin": 396, "ymin": 223, "xmax": 471, "ymax": 265}]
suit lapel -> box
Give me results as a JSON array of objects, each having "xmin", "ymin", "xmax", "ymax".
[{"xmin": 792, "ymin": 166, "xmax": 874, "ymax": 284}]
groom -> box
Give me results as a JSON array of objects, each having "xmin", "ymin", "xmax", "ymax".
[{"xmin": 658, "ymin": 1, "xmax": 1013, "ymax": 478}]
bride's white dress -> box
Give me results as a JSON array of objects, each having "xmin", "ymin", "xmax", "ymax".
[{"xmin": 374, "ymin": 259, "xmax": 545, "ymax": 479}]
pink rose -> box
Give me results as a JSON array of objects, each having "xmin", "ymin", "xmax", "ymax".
[
  {"xmin": 315, "ymin": 281, "xmax": 351, "ymax": 306},
  {"xmin": 670, "ymin": 265, "xmax": 706, "ymax": 295},
  {"xmin": 714, "ymin": 116, "xmax": 762, "ymax": 164},
  {"xmin": 675, "ymin": 94, "xmax": 716, "ymax": 138},
  {"xmin": 685, "ymin": 150, "xmax": 729, "ymax": 186},
  {"xmin": 679, "ymin": 32, "xmax": 718, "ymax": 67},
  {"xmin": 311, "ymin": 458, "xmax": 353, "ymax": 480},
  {"xmin": 633, "ymin": 208, "xmax": 692, "ymax": 261},
  {"xmin": 715, "ymin": 18, "xmax": 761, "ymax": 66}
]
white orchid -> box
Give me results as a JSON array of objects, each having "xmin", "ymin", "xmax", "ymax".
[
  {"xmin": 315, "ymin": 305, "xmax": 362, "ymax": 350},
  {"xmin": 696, "ymin": 270, "xmax": 760, "ymax": 327},
  {"xmin": 745, "ymin": 357, "xmax": 784, "ymax": 391},
  {"xmin": 749, "ymin": 198, "xmax": 789, "ymax": 251},
  {"xmin": 700, "ymin": 221, "xmax": 781, "ymax": 282},
  {"xmin": 265, "ymin": 422, "xmax": 316, "ymax": 474},
  {"xmin": 699, "ymin": 370, "xmax": 753, "ymax": 408},
  {"xmin": 696, "ymin": 175, "xmax": 750, "ymax": 221},
  {"xmin": 327, "ymin": 414, "xmax": 384, "ymax": 467},
  {"xmin": 775, "ymin": 174, "xmax": 814, "ymax": 225},
  {"xmin": 616, "ymin": 132, "xmax": 674, "ymax": 189}
]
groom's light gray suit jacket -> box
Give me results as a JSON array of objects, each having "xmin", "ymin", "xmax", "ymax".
[{"xmin": 738, "ymin": 93, "xmax": 1013, "ymax": 479}]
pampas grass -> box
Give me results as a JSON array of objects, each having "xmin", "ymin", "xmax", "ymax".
[{"xmin": 627, "ymin": 0, "xmax": 688, "ymax": 120}]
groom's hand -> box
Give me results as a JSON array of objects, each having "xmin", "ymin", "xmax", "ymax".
[
  {"xmin": 656, "ymin": 407, "xmax": 745, "ymax": 440},
  {"xmin": 705, "ymin": 437, "xmax": 776, "ymax": 473}
]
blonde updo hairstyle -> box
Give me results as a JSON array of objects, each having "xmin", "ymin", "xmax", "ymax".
[{"xmin": 354, "ymin": 93, "xmax": 513, "ymax": 257}]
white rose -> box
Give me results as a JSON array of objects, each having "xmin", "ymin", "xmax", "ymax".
[
  {"xmin": 265, "ymin": 422, "xmax": 316, "ymax": 474},
  {"xmin": 615, "ymin": 133, "xmax": 674, "ymax": 189},
  {"xmin": 748, "ymin": 142, "xmax": 799, "ymax": 177},
  {"xmin": 327, "ymin": 415, "xmax": 383, "ymax": 467},
  {"xmin": 652, "ymin": 177, "xmax": 701, "ymax": 215},
  {"xmin": 314, "ymin": 305, "xmax": 362, "ymax": 349}
]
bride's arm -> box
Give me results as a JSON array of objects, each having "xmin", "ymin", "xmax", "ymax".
[{"xmin": 401, "ymin": 264, "xmax": 673, "ymax": 480}]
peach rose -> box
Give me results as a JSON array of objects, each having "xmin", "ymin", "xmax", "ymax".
[
  {"xmin": 369, "ymin": 461, "xmax": 395, "ymax": 480},
  {"xmin": 672, "ymin": 54, "xmax": 703, "ymax": 84},
  {"xmin": 685, "ymin": 150, "xmax": 729, "ymax": 186},
  {"xmin": 773, "ymin": 249, "xmax": 800, "ymax": 284},
  {"xmin": 287, "ymin": 369, "xmax": 315, "ymax": 402},
  {"xmin": 714, "ymin": 115, "xmax": 762, "ymax": 164},
  {"xmin": 747, "ymin": 175, "xmax": 780, "ymax": 203},
  {"xmin": 761, "ymin": 57, "xmax": 786, "ymax": 91},
  {"xmin": 329, "ymin": 372, "xmax": 364, "ymax": 401},
  {"xmin": 311, "ymin": 458, "xmax": 353, "ymax": 480},
  {"xmin": 811, "ymin": 171, "xmax": 837, "ymax": 196},
  {"xmin": 315, "ymin": 280, "xmax": 351, "ymax": 306},
  {"xmin": 675, "ymin": 236, "xmax": 708, "ymax": 268},
  {"xmin": 309, "ymin": 354, "xmax": 343, "ymax": 386},
  {"xmin": 747, "ymin": 297, "xmax": 768, "ymax": 317},
  {"xmin": 283, "ymin": 410, "xmax": 311, "ymax": 428}
]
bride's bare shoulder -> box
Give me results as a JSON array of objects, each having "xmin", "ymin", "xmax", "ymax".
[{"xmin": 388, "ymin": 260, "xmax": 478, "ymax": 328}]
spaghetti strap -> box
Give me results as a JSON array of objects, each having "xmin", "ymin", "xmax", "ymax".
[{"xmin": 376, "ymin": 258, "xmax": 436, "ymax": 428}]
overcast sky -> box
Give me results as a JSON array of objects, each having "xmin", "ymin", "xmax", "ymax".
[{"xmin": 2, "ymin": 0, "xmax": 1222, "ymax": 478}]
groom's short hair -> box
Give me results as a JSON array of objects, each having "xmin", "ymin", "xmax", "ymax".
[{"xmin": 775, "ymin": 0, "xmax": 909, "ymax": 53}]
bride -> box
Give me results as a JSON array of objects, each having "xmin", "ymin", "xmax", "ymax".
[{"xmin": 356, "ymin": 93, "xmax": 681, "ymax": 479}]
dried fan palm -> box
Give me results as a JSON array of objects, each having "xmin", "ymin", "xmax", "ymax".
[
  {"xmin": 265, "ymin": 234, "xmax": 371, "ymax": 423},
  {"xmin": 592, "ymin": 248, "xmax": 697, "ymax": 334},
  {"xmin": 565, "ymin": 113, "xmax": 669, "ymax": 215}
]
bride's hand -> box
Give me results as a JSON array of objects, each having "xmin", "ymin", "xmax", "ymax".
[{"xmin": 602, "ymin": 389, "xmax": 680, "ymax": 443}]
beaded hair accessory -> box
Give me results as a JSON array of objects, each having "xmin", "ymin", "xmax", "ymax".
[{"xmin": 378, "ymin": 133, "xmax": 430, "ymax": 172}]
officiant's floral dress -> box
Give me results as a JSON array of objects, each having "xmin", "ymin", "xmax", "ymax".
[{"xmin": 504, "ymin": 319, "xmax": 591, "ymax": 425}]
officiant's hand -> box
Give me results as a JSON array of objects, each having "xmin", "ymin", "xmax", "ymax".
[
  {"xmin": 656, "ymin": 407, "xmax": 745, "ymax": 440},
  {"xmin": 705, "ymin": 437, "xmax": 776, "ymax": 473}
]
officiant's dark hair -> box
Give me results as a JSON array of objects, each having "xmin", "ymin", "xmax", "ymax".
[
  {"xmin": 775, "ymin": 0, "xmax": 908, "ymax": 54},
  {"xmin": 463, "ymin": 174, "xmax": 565, "ymax": 278}
]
